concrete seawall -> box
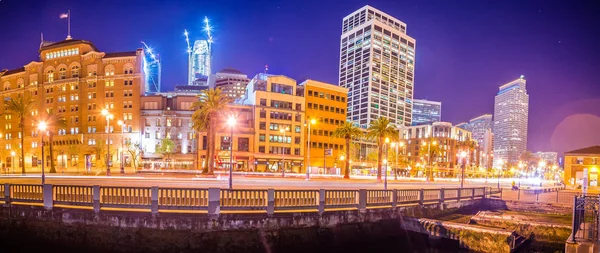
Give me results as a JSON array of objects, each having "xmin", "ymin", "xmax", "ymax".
[{"xmin": 0, "ymin": 199, "xmax": 514, "ymax": 253}]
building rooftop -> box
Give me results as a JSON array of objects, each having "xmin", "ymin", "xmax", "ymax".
[
  {"xmin": 217, "ymin": 67, "xmax": 243, "ymax": 75},
  {"xmin": 104, "ymin": 51, "xmax": 138, "ymax": 58},
  {"xmin": 0, "ymin": 67, "xmax": 25, "ymax": 76},
  {"xmin": 39, "ymin": 39, "xmax": 99, "ymax": 52},
  {"xmin": 565, "ymin": 146, "xmax": 600, "ymax": 155}
]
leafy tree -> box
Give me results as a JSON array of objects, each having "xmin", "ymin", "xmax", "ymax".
[
  {"xmin": 156, "ymin": 138, "xmax": 176, "ymax": 168},
  {"xmin": 3, "ymin": 95, "xmax": 34, "ymax": 174},
  {"xmin": 40, "ymin": 111, "xmax": 67, "ymax": 173},
  {"xmin": 331, "ymin": 121, "xmax": 363, "ymax": 179},
  {"xmin": 126, "ymin": 142, "xmax": 143, "ymax": 170},
  {"xmin": 191, "ymin": 88, "xmax": 232, "ymax": 174},
  {"xmin": 366, "ymin": 117, "xmax": 399, "ymax": 181}
]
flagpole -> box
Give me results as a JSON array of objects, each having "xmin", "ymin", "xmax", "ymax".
[{"xmin": 67, "ymin": 10, "xmax": 71, "ymax": 40}]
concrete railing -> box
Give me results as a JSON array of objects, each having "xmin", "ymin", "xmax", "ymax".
[{"xmin": 1, "ymin": 183, "xmax": 493, "ymax": 215}]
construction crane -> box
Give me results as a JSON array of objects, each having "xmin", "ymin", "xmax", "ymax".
[{"xmin": 183, "ymin": 16, "xmax": 214, "ymax": 86}]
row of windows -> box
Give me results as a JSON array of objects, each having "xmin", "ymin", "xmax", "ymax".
[
  {"xmin": 45, "ymin": 48, "xmax": 80, "ymax": 60},
  {"xmin": 306, "ymin": 90, "xmax": 346, "ymax": 102},
  {"xmin": 307, "ymin": 103, "xmax": 346, "ymax": 115},
  {"xmin": 257, "ymin": 146, "xmax": 300, "ymax": 156},
  {"xmin": 144, "ymin": 131, "xmax": 194, "ymax": 140}
]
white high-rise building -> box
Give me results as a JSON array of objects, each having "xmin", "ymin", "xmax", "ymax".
[
  {"xmin": 189, "ymin": 40, "xmax": 211, "ymax": 86},
  {"xmin": 493, "ymin": 76, "xmax": 529, "ymax": 168},
  {"xmin": 339, "ymin": 5, "xmax": 416, "ymax": 128},
  {"xmin": 459, "ymin": 114, "xmax": 494, "ymax": 168}
]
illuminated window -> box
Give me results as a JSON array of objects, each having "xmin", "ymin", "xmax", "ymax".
[
  {"xmin": 71, "ymin": 65, "xmax": 80, "ymax": 78},
  {"xmin": 59, "ymin": 67, "xmax": 67, "ymax": 80}
]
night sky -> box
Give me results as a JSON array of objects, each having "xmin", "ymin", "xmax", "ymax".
[{"xmin": 1, "ymin": 0, "xmax": 599, "ymax": 156}]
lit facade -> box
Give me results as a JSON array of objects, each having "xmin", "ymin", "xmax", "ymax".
[
  {"xmin": 0, "ymin": 39, "xmax": 144, "ymax": 173},
  {"xmin": 297, "ymin": 80, "xmax": 348, "ymax": 174},
  {"xmin": 493, "ymin": 76, "xmax": 529, "ymax": 168},
  {"xmin": 534, "ymin": 151, "xmax": 558, "ymax": 165},
  {"xmin": 564, "ymin": 146, "xmax": 600, "ymax": 187},
  {"xmin": 403, "ymin": 122, "xmax": 477, "ymax": 176},
  {"xmin": 411, "ymin": 99, "xmax": 441, "ymax": 126},
  {"xmin": 208, "ymin": 68, "xmax": 250, "ymax": 100},
  {"xmin": 459, "ymin": 114, "xmax": 493, "ymax": 169},
  {"xmin": 240, "ymin": 73, "xmax": 305, "ymax": 173},
  {"xmin": 140, "ymin": 94, "xmax": 198, "ymax": 169},
  {"xmin": 339, "ymin": 5, "xmax": 416, "ymax": 129}
]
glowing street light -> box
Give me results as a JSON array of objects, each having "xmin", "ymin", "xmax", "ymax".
[
  {"xmin": 101, "ymin": 109, "xmax": 114, "ymax": 176},
  {"xmin": 423, "ymin": 140, "xmax": 437, "ymax": 182},
  {"xmin": 306, "ymin": 118, "xmax": 316, "ymax": 180},
  {"xmin": 384, "ymin": 137, "xmax": 390, "ymax": 190},
  {"xmin": 227, "ymin": 115, "xmax": 236, "ymax": 189},
  {"xmin": 10, "ymin": 151, "xmax": 15, "ymax": 174},
  {"xmin": 37, "ymin": 121, "xmax": 48, "ymax": 184},
  {"xmin": 459, "ymin": 151, "xmax": 467, "ymax": 188},
  {"xmin": 497, "ymin": 158, "xmax": 504, "ymax": 189}
]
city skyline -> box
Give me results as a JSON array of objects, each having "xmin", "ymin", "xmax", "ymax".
[{"xmin": 1, "ymin": 0, "xmax": 599, "ymax": 155}]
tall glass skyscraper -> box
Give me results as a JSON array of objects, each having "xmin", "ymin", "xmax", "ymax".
[
  {"xmin": 493, "ymin": 76, "xmax": 529, "ymax": 168},
  {"xmin": 411, "ymin": 99, "xmax": 441, "ymax": 126},
  {"xmin": 143, "ymin": 49, "xmax": 161, "ymax": 94},
  {"xmin": 459, "ymin": 114, "xmax": 494, "ymax": 168},
  {"xmin": 189, "ymin": 40, "xmax": 211, "ymax": 86},
  {"xmin": 339, "ymin": 5, "xmax": 416, "ymax": 128}
]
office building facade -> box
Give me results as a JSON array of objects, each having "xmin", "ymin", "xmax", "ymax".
[
  {"xmin": 459, "ymin": 114, "xmax": 494, "ymax": 169},
  {"xmin": 297, "ymin": 80, "xmax": 348, "ymax": 174},
  {"xmin": 493, "ymin": 76, "xmax": 529, "ymax": 168},
  {"xmin": 411, "ymin": 99, "xmax": 441, "ymax": 126},
  {"xmin": 209, "ymin": 68, "xmax": 250, "ymax": 100},
  {"xmin": 339, "ymin": 5, "xmax": 416, "ymax": 129}
]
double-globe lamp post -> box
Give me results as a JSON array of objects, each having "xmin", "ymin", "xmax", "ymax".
[
  {"xmin": 101, "ymin": 109, "xmax": 114, "ymax": 176},
  {"xmin": 305, "ymin": 118, "xmax": 316, "ymax": 181},
  {"xmin": 117, "ymin": 120, "xmax": 126, "ymax": 174},
  {"xmin": 459, "ymin": 151, "xmax": 467, "ymax": 188},
  {"xmin": 37, "ymin": 121, "xmax": 48, "ymax": 184},
  {"xmin": 227, "ymin": 116, "xmax": 236, "ymax": 189}
]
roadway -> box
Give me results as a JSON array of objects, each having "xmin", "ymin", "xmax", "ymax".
[{"xmin": 0, "ymin": 174, "xmax": 505, "ymax": 190}]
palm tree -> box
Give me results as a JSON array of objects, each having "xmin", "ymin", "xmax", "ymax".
[
  {"xmin": 331, "ymin": 121, "xmax": 363, "ymax": 179},
  {"xmin": 191, "ymin": 88, "xmax": 232, "ymax": 174},
  {"xmin": 366, "ymin": 117, "xmax": 398, "ymax": 181},
  {"xmin": 40, "ymin": 111, "xmax": 67, "ymax": 173},
  {"xmin": 4, "ymin": 95, "xmax": 34, "ymax": 174}
]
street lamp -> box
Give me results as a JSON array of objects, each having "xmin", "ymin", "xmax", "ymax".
[
  {"xmin": 227, "ymin": 116, "xmax": 236, "ymax": 189},
  {"xmin": 305, "ymin": 118, "xmax": 316, "ymax": 180},
  {"xmin": 384, "ymin": 137, "xmax": 390, "ymax": 190},
  {"xmin": 118, "ymin": 120, "xmax": 125, "ymax": 174},
  {"xmin": 101, "ymin": 109, "xmax": 113, "ymax": 176},
  {"xmin": 497, "ymin": 158, "xmax": 504, "ymax": 189},
  {"xmin": 10, "ymin": 151, "xmax": 15, "ymax": 174},
  {"xmin": 459, "ymin": 151, "xmax": 467, "ymax": 188},
  {"xmin": 38, "ymin": 121, "xmax": 47, "ymax": 184},
  {"xmin": 280, "ymin": 127, "xmax": 288, "ymax": 177}
]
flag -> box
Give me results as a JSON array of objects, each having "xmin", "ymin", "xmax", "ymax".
[{"xmin": 60, "ymin": 13, "xmax": 69, "ymax": 19}]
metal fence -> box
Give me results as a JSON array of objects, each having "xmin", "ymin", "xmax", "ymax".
[
  {"xmin": 0, "ymin": 184, "xmax": 491, "ymax": 215},
  {"xmin": 569, "ymin": 195, "xmax": 600, "ymax": 243},
  {"xmin": 491, "ymin": 187, "xmax": 577, "ymax": 206}
]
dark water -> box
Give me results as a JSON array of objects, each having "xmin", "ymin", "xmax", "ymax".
[{"xmin": 1, "ymin": 228, "xmax": 563, "ymax": 253}]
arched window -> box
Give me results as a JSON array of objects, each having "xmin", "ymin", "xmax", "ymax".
[
  {"xmin": 123, "ymin": 63, "xmax": 134, "ymax": 74},
  {"xmin": 3, "ymin": 82, "xmax": 10, "ymax": 91},
  {"xmin": 59, "ymin": 67, "xmax": 67, "ymax": 80},
  {"xmin": 105, "ymin": 65, "xmax": 115, "ymax": 76},
  {"xmin": 47, "ymin": 70, "xmax": 54, "ymax": 83},
  {"xmin": 71, "ymin": 65, "xmax": 80, "ymax": 78}
]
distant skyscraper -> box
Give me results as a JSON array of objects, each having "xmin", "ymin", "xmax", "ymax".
[
  {"xmin": 142, "ymin": 44, "xmax": 161, "ymax": 94},
  {"xmin": 493, "ymin": 76, "xmax": 529, "ymax": 168},
  {"xmin": 460, "ymin": 114, "xmax": 494, "ymax": 168},
  {"xmin": 339, "ymin": 5, "xmax": 416, "ymax": 128},
  {"xmin": 189, "ymin": 40, "xmax": 211, "ymax": 86},
  {"xmin": 411, "ymin": 99, "xmax": 441, "ymax": 126}
]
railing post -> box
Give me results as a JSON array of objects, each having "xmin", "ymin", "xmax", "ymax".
[
  {"xmin": 267, "ymin": 189, "xmax": 275, "ymax": 215},
  {"xmin": 483, "ymin": 187, "xmax": 487, "ymax": 199},
  {"xmin": 536, "ymin": 191, "xmax": 540, "ymax": 203},
  {"xmin": 43, "ymin": 184, "xmax": 53, "ymax": 210},
  {"xmin": 556, "ymin": 190, "xmax": 559, "ymax": 204},
  {"xmin": 358, "ymin": 189, "xmax": 367, "ymax": 212},
  {"xmin": 569, "ymin": 196, "xmax": 578, "ymax": 243},
  {"xmin": 3, "ymin": 183, "xmax": 9, "ymax": 206},
  {"xmin": 318, "ymin": 189, "xmax": 325, "ymax": 214},
  {"xmin": 518, "ymin": 188, "xmax": 521, "ymax": 201},
  {"xmin": 208, "ymin": 188, "xmax": 220, "ymax": 215},
  {"xmin": 392, "ymin": 189, "xmax": 398, "ymax": 208},
  {"xmin": 93, "ymin": 185, "xmax": 100, "ymax": 213},
  {"xmin": 457, "ymin": 188, "xmax": 461, "ymax": 201},
  {"xmin": 439, "ymin": 188, "xmax": 445, "ymax": 210},
  {"xmin": 471, "ymin": 188, "xmax": 475, "ymax": 200},
  {"xmin": 419, "ymin": 189, "xmax": 424, "ymax": 206},
  {"xmin": 151, "ymin": 186, "xmax": 158, "ymax": 214}
]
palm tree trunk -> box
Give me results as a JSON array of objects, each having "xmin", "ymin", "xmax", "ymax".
[
  {"xmin": 377, "ymin": 137, "xmax": 383, "ymax": 181},
  {"xmin": 20, "ymin": 117, "xmax": 25, "ymax": 174},
  {"xmin": 343, "ymin": 138, "xmax": 350, "ymax": 179},
  {"xmin": 206, "ymin": 114, "xmax": 216, "ymax": 174},
  {"xmin": 49, "ymin": 133, "xmax": 56, "ymax": 173}
]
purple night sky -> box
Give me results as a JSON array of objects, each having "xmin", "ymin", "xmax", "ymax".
[{"xmin": 1, "ymin": 0, "xmax": 599, "ymax": 156}]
